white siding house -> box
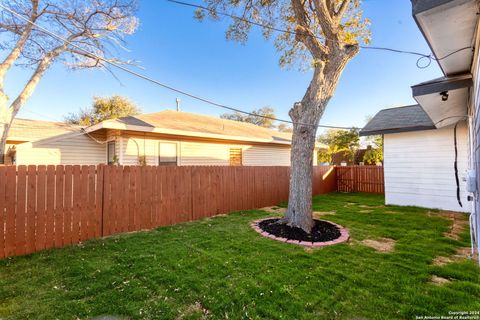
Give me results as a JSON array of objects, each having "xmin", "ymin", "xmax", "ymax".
[
  {"xmin": 410, "ymin": 0, "xmax": 479, "ymax": 260},
  {"xmin": 361, "ymin": 105, "xmax": 470, "ymax": 212},
  {"xmin": 15, "ymin": 131, "xmax": 106, "ymax": 165},
  {"xmin": 384, "ymin": 123, "xmax": 469, "ymax": 212}
]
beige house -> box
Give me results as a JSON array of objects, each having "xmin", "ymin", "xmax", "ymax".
[
  {"xmin": 12, "ymin": 110, "xmax": 322, "ymax": 166},
  {"xmin": 2, "ymin": 118, "xmax": 80, "ymax": 164}
]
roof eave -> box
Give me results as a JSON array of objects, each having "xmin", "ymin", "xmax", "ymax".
[
  {"xmin": 411, "ymin": 74, "xmax": 473, "ymax": 96},
  {"xmin": 412, "ymin": 74, "xmax": 472, "ymax": 128},
  {"xmin": 359, "ymin": 126, "xmax": 437, "ymax": 136},
  {"xmin": 86, "ymin": 121, "xmax": 293, "ymax": 146},
  {"xmin": 411, "ymin": 0, "xmax": 478, "ymax": 76}
]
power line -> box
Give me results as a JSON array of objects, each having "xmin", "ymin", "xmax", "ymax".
[
  {"xmin": 0, "ymin": 3, "xmax": 355, "ymax": 130},
  {"xmin": 167, "ymin": 0, "xmax": 472, "ymax": 69},
  {"xmin": 11, "ymin": 108, "xmax": 111, "ymax": 144}
]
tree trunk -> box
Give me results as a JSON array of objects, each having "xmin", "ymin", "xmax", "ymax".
[
  {"xmin": 282, "ymin": 54, "xmax": 352, "ymax": 233},
  {"xmin": 283, "ymin": 115, "xmax": 318, "ymax": 232},
  {"xmin": 0, "ymin": 122, "xmax": 9, "ymax": 164}
]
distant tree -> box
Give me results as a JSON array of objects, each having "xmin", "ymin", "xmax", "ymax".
[
  {"xmin": 318, "ymin": 128, "xmax": 360, "ymax": 163},
  {"xmin": 363, "ymin": 147, "xmax": 382, "ymax": 165},
  {"xmin": 65, "ymin": 95, "xmax": 141, "ymax": 126},
  {"xmin": 221, "ymin": 106, "xmax": 276, "ymax": 128},
  {"xmin": 317, "ymin": 144, "xmax": 341, "ymax": 164},
  {"xmin": 277, "ymin": 122, "xmax": 293, "ymax": 133},
  {"xmin": 0, "ymin": 0, "xmax": 139, "ymax": 163},
  {"xmin": 363, "ymin": 134, "xmax": 383, "ymax": 164}
]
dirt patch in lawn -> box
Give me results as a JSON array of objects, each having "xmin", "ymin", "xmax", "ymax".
[
  {"xmin": 313, "ymin": 211, "xmax": 336, "ymax": 218},
  {"xmin": 358, "ymin": 204, "xmax": 385, "ymax": 209},
  {"xmin": 427, "ymin": 211, "xmax": 469, "ymax": 240},
  {"xmin": 430, "ymin": 275, "xmax": 451, "ymax": 286},
  {"xmin": 260, "ymin": 206, "xmax": 286, "ymax": 214},
  {"xmin": 344, "ymin": 202, "xmax": 357, "ymax": 207},
  {"xmin": 359, "ymin": 210, "xmax": 373, "ymax": 213},
  {"xmin": 433, "ymin": 247, "xmax": 478, "ymax": 266},
  {"xmin": 260, "ymin": 208, "xmax": 335, "ymax": 218},
  {"xmin": 432, "ymin": 256, "xmax": 454, "ymax": 266},
  {"xmin": 444, "ymin": 217, "xmax": 468, "ymax": 240},
  {"xmin": 176, "ymin": 302, "xmax": 210, "ymax": 320},
  {"xmin": 361, "ymin": 238, "xmax": 396, "ymax": 253}
]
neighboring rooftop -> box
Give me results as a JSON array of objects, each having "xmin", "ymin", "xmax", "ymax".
[
  {"xmin": 7, "ymin": 118, "xmax": 80, "ymax": 142},
  {"xmin": 359, "ymin": 105, "xmax": 435, "ymax": 136},
  {"xmin": 87, "ymin": 110, "xmax": 300, "ymax": 145}
]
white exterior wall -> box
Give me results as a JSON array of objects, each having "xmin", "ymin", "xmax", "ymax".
[
  {"xmin": 14, "ymin": 130, "xmax": 319, "ymax": 167},
  {"xmin": 384, "ymin": 123, "xmax": 470, "ymax": 212},
  {"xmin": 242, "ymin": 145, "xmax": 291, "ymax": 166},
  {"xmin": 15, "ymin": 132, "xmax": 106, "ymax": 165},
  {"xmin": 179, "ymin": 141, "xmax": 230, "ymax": 166},
  {"xmin": 469, "ymin": 20, "xmax": 480, "ymax": 259},
  {"xmin": 116, "ymin": 132, "xmax": 311, "ymax": 166}
]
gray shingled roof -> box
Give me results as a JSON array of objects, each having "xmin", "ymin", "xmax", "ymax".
[{"xmin": 359, "ymin": 105, "xmax": 435, "ymax": 136}]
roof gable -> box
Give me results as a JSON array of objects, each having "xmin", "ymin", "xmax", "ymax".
[
  {"xmin": 7, "ymin": 118, "xmax": 80, "ymax": 142},
  {"xmin": 360, "ymin": 105, "xmax": 436, "ymax": 136}
]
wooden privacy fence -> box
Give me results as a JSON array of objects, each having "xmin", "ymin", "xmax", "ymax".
[
  {"xmin": 0, "ymin": 165, "xmax": 337, "ymax": 259},
  {"xmin": 336, "ymin": 165, "xmax": 384, "ymax": 194}
]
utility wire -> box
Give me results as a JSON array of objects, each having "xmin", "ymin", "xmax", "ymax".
[
  {"xmin": 9, "ymin": 108, "xmax": 111, "ymax": 144},
  {"xmin": 0, "ymin": 3, "xmax": 355, "ymax": 130},
  {"xmin": 167, "ymin": 0, "xmax": 473, "ymax": 69}
]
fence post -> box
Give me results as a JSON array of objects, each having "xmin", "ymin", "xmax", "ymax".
[{"xmin": 96, "ymin": 164, "xmax": 105, "ymax": 238}]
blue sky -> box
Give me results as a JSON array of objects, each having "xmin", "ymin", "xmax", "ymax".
[{"xmin": 6, "ymin": 0, "xmax": 442, "ymax": 132}]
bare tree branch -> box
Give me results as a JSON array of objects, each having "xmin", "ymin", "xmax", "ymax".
[
  {"xmin": 0, "ymin": 0, "xmax": 39, "ymax": 90},
  {"xmin": 291, "ymin": 0, "xmax": 328, "ymax": 58},
  {"xmin": 335, "ymin": 0, "xmax": 351, "ymax": 21},
  {"xmin": 0, "ymin": 0, "xmax": 139, "ymax": 163},
  {"xmin": 311, "ymin": 0, "xmax": 337, "ymax": 42}
]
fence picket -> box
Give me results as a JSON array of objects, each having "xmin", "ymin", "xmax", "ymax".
[
  {"xmin": 63, "ymin": 166, "xmax": 73, "ymax": 245},
  {"xmin": 15, "ymin": 166, "xmax": 27, "ymax": 256},
  {"xmin": 71, "ymin": 166, "xmax": 81, "ymax": 244},
  {"xmin": 54, "ymin": 166, "xmax": 64, "ymax": 248},
  {"xmin": 0, "ymin": 166, "xmax": 5, "ymax": 258},
  {"xmin": 5, "ymin": 166, "xmax": 16, "ymax": 256},
  {"xmin": 94, "ymin": 165, "xmax": 103, "ymax": 238},
  {"xmin": 26, "ymin": 165, "xmax": 37, "ymax": 254}
]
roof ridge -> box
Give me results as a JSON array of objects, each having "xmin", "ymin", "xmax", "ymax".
[
  {"xmin": 133, "ymin": 109, "xmax": 290, "ymax": 136},
  {"xmin": 378, "ymin": 104, "xmax": 420, "ymax": 112},
  {"xmin": 14, "ymin": 117, "xmax": 74, "ymax": 125}
]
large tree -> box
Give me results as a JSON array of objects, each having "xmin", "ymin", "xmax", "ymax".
[
  {"xmin": 65, "ymin": 95, "xmax": 141, "ymax": 126},
  {"xmin": 0, "ymin": 0, "xmax": 138, "ymax": 163},
  {"xmin": 196, "ymin": 0, "xmax": 369, "ymax": 232}
]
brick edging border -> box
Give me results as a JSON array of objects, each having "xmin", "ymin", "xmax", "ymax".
[{"xmin": 250, "ymin": 217, "xmax": 349, "ymax": 248}]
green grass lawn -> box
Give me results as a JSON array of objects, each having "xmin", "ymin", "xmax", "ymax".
[{"xmin": 0, "ymin": 193, "xmax": 479, "ymax": 320}]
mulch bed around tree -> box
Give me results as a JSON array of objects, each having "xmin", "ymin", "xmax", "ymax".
[
  {"xmin": 259, "ymin": 218, "xmax": 340, "ymax": 242},
  {"xmin": 250, "ymin": 218, "xmax": 349, "ymax": 247}
]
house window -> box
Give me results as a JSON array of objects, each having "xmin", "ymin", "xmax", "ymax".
[
  {"xmin": 159, "ymin": 142, "xmax": 177, "ymax": 166},
  {"xmin": 107, "ymin": 141, "xmax": 116, "ymax": 165},
  {"xmin": 229, "ymin": 148, "xmax": 242, "ymax": 166}
]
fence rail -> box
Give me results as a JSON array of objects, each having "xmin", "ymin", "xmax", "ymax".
[{"xmin": 0, "ymin": 165, "xmax": 340, "ymax": 259}]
